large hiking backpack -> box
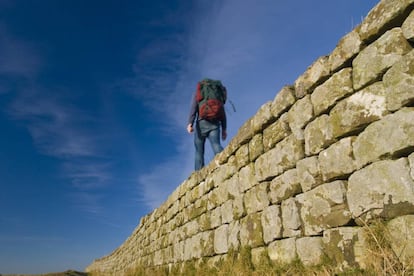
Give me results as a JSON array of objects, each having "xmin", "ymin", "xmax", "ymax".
[{"xmin": 196, "ymin": 79, "xmax": 227, "ymax": 121}]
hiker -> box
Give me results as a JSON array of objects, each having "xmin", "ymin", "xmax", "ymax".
[{"xmin": 187, "ymin": 78, "xmax": 228, "ymax": 170}]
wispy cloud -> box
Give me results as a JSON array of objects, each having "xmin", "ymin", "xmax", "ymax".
[
  {"xmin": 8, "ymin": 88, "xmax": 115, "ymax": 213},
  {"xmin": 69, "ymin": 191, "xmax": 105, "ymax": 215},
  {"xmin": 0, "ymin": 25, "xmax": 114, "ymax": 216},
  {"xmin": 62, "ymin": 160, "xmax": 112, "ymax": 190},
  {"xmin": 131, "ymin": 0, "xmax": 286, "ymax": 209},
  {"xmin": 9, "ymin": 90, "xmax": 98, "ymax": 158},
  {"xmin": 0, "ymin": 36, "xmax": 111, "ymax": 218},
  {"xmin": 136, "ymin": 141, "xmax": 193, "ymax": 209},
  {"xmin": 0, "ymin": 25, "xmax": 41, "ymax": 78}
]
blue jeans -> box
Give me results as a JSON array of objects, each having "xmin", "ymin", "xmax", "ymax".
[{"xmin": 194, "ymin": 120, "xmax": 223, "ymax": 170}]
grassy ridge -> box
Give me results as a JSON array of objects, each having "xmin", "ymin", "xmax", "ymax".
[{"xmin": 2, "ymin": 270, "xmax": 88, "ymax": 276}]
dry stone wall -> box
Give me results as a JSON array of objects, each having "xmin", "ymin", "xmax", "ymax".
[{"xmin": 87, "ymin": 0, "xmax": 414, "ymax": 274}]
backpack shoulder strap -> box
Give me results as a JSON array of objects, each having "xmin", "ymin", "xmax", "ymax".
[{"xmin": 195, "ymin": 81, "xmax": 203, "ymax": 102}]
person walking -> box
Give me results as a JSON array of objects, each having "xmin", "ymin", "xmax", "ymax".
[{"xmin": 187, "ymin": 79, "xmax": 227, "ymax": 170}]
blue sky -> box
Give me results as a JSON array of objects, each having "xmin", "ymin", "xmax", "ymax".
[{"xmin": 0, "ymin": 0, "xmax": 378, "ymax": 274}]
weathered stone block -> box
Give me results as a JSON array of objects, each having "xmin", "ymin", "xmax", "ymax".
[
  {"xmin": 224, "ymin": 175, "xmax": 239, "ymax": 199},
  {"xmin": 296, "ymin": 156, "xmax": 323, "ymax": 192},
  {"xmin": 262, "ymin": 113, "xmax": 290, "ymax": 151},
  {"xmin": 193, "ymin": 232, "xmax": 205, "ymax": 259},
  {"xmin": 387, "ymin": 215, "xmax": 414, "ymax": 268},
  {"xmin": 181, "ymin": 193, "xmax": 192, "ymax": 215},
  {"xmin": 184, "ymin": 233, "xmax": 203, "ymax": 260},
  {"xmin": 202, "ymin": 158, "xmax": 219, "ymax": 179},
  {"xmin": 297, "ymin": 181, "xmax": 351, "ymax": 235},
  {"xmin": 359, "ymin": 0, "xmax": 414, "ymax": 42},
  {"xmin": 166, "ymin": 200, "xmax": 179, "ymax": 222},
  {"xmin": 188, "ymin": 186, "xmax": 201, "ymax": 207},
  {"xmin": 208, "ymin": 185, "xmax": 228, "ymax": 209},
  {"xmin": 240, "ymin": 212, "xmax": 264, "ymax": 248},
  {"xmin": 186, "ymin": 173, "xmax": 199, "ymax": 191},
  {"xmin": 228, "ymin": 220, "xmax": 241, "ymax": 250},
  {"xmin": 294, "ymin": 56, "xmax": 331, "ymax": 98},
  {"xmin": 353, "ymin": 28, "xmax": 412, "ymax": 90},
  {"xmin": 383, "ymin": 49, "xmax": 414, "ymax": 111},
  {"xmin": 238, "ymin": 163, "xmax": 257, "ymax": 193},
  {"xmin": 244, "ymin": 182, "xmax": 270, "ymax": 214},
  {"xmin": 255, "ymin": 135, "xmax": 304, "ymax": 182},
  {"xmin": 402, "ymin": 10, "xmax": 414, "ymax": 41},
  {"xmin": 202, "ymin": 231, "xmax": 215, "ymax": 257},
  {"xmin": 217, "ymin": 143, "xmax": 232, "ymax": 165},
  {"xmin": 296, "ymin": 237, "xmax": 324, "ymax": 266},
  {"xmin": 232, "ymin": 196, "xmax": 245, "ymax": 220},
  {"xmin": 183, "ymin": 220, "xmax": 199, "ymax": 238},
  {"xmin": 409, "ymin": 152, "xmax": 414, "ymax": 179},
  {"xmin": 311, "ymin": 68, "xmax": 354, "ymax": 116},
  {"xmin": 348, "ymin": 158, "xmax": 414, "ymax": 222},
  {"xmin": 204, "ymin": 175, "xmax": 215, "ymax": 198},
  {"xmin": 221, "ymin": 200, "xmax": 234, "ymax": 224},
  {"xmin": 329, "ymin": 30, "xmax": 363, "ymax": 72},
  {"xmin": 322, "ymin": 227, "xmax": 369, "ymax": 269},
  {"xmin": 261, "ymin": 205, "xmax": 282, "ymax": 244},
  {"xmin": 235, "ymin": 144, "xmax": 250, "ymax": 170},
  {"xmin": 269, "ymin": 169, "xmax": 302, "ymax": 204},
  {"xmin": 154, "ymin": 249, "xmax": 163, "ymax": 266},
  {"xmin": 304, "ymin": 114, "xmax": 335, "ymax": 156},
  {"xmin": 268, "ymin": 238, "xmax": 297, "ymax": 265},
  {"xmin": 214, "ymin": 224, "xmax": 229, "ymax": 254},
  {"xmin": 249, "ymin": 133, "xmax": 264, "ymax": 161},
  {"xmin": 210, "ymin": 207, "xmax": 222, "ymax": 229},
  {"xmin": 164, "ymin": 246, "xmax": 174, "ymax": 264},
  {"xmin": 211, "ymin": 163, "xmax": 229, "ymax": 189},
  {"xmin": 198, "ymin": 213, "xmax": 211, "ymax": 231},
  {"xmin": 186, "ymin": 197, "xmax": 207, "ymax": 220},
  {"xmin": 252, "ymin": 101, "xmax": 274, "ymax": 134},
  {"xmin": 196, "ymin": 181, "xmax": 208, "ymax": 199},
  {"xmin": 319, "ymin": 137, "xmax": 358, "ymax": 182},
  {"xmin": 271, "ymin": 85, "xmax": 296, "ymax": 118},
  {"xmin": 353, "ymin": 108, "xmax": 414, "ymax": 168},
  {"xmin": 288, "ymin": 94, "xmax": 314, "ymax": 139},
  {"xmin": 330, "ymin": 82, "xmax": 389, "ymax": 139},
  {"xmin": 173, "ymin": 241, "xmax": 185, "ymax": 262},
  {"xmin": 281, "ymin": 198, "xmax": 301, "ymax": 238},
  {"xmin": 232, "ymin": 117, "xmax": 254, "ymax": 147}
]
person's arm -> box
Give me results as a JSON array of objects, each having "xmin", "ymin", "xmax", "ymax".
[
  {"xmin": 221, "ymin": 110, "xmax": 227, "ymax": 140},
  {"xmin": 187, "ymin": 93, "xmax": 198, "ymax": 133}
]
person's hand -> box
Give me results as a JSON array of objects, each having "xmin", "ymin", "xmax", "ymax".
[
  {"xmin": 187, "ymin": 124, "xmax": 194, "ymax": 133},
  {"xmin": 222, "ymin": 129, "xmax": 227, "ymax": 140}
]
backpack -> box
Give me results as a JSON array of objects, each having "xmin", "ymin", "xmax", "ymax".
[{"xmin": 196, "ymin": 79, "xmax": 227, "ymax": 121}]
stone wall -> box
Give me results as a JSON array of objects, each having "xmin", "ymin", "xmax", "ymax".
[{"xmin": 86, "ymin": 0, "xmax": 414, "ymax": 274}]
